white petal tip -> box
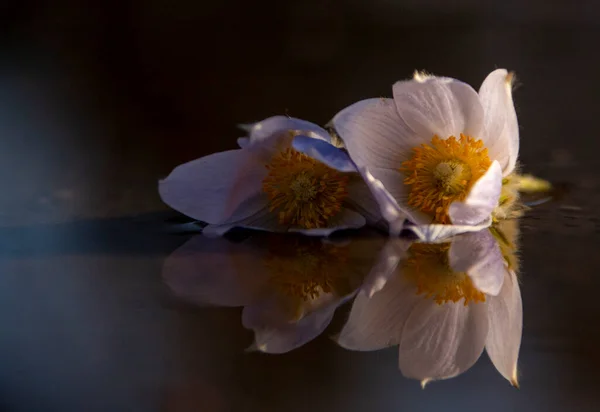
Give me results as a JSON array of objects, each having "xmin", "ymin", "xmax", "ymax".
[
  {"xmin": 413, "ymin": 71, "xmax": 432, "ymax": 83},
  {"xmin": 510, "ymin": 370, "xmax": 520, "ymax": 389},
  {"xmin": 237, "ymin": 123, "xmax": 254, "ymax": 132},
  {"xmin": 506, "ymin": 71, "xmax": 515, "ymax": 88},
  {"xmin": 245, "ymin": 342, "xmax": 267, "ymax": 353},
  {"xmin": 420, "ymin": 378, "xmax": 432, "ymax": 389}
]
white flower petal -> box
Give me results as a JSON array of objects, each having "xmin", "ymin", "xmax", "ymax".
[
  {"xmin": 292, "ymin": 135, "xmax": 357, "ymax": 172},
  {"xmin": 162, "ymin": 235, "xmax": 265, "ymax": 307},
  {"xmin": 406, "ymin": 217, "xmax": 492, "ymax": 242},
  {"xmin": 359, "ymin": 166, "xmax": 431, "ymax": 229},
  {"xmin": 245, "ymin": 298, "xmax": 341, "ymax": 354},
  {"xmin": 449, "ymin": 230, "xmax": 505, "ymax": 296},
  {"xmin": 448, "ymin": 160, "xmax": 502, "ymax": 226},
  {"xmin": 337, "ymin": 255, "xmax": 417, "ymax": 351},
  {"xmin": 159, "ymin": 150, "xmax": 267, "ymax": 224},
  {"xmin": 332, "ymin": 98, "xmax": 423, "ymax": 168},
  {"xmin": 205, "ymin": 206, "xmax": 288, "ymax": 234},
  {"xmin": 246, "ymin": 116, "xmax": 331, "ymax": 146},
  {"xmin": 345, "ymin": 176, "xmax": 384, "ymax": 225},
  {"xmin": 360, "ymin": 238, "xmax": 412, "ymax": 298},
  {"xmin": 289, "ymin": 208, "xmax": 366, "ymax": 236},
  {"xmin": 486, "ymin": 269, "xmax": 522, "ymax": 387},
  {"xmin": 478, "ymin": 69, "xmax": 519, "ymax": 175},
  {"xmin": 398, "ymin": 299, "xmax": 489, "ymax": 382},
  {"xmin": 393, "ymin": 76, "xmax": 485, "ymax": 141},
  {"xmin": 357, "ymin": 167, "xmax": 407, "ymax": 235},
  {"xmin": 237, "ymin": 137, "xmax": 249, "ymax": 148}
]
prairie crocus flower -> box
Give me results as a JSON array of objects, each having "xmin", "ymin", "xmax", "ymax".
[
  {"xmin": 333, "ymin": 69, "xmax": 519, "ymax": 240},
  {"xmin": 336, "ymin": 227, "xmax": 522, "ymax": 387},
  {"xmin": 159, "ymin": 116, "xmax": 379, "ymax": 236},
  {"xmin": 163, "ymin": 233, "xmax": 382, "ymax": 353}
]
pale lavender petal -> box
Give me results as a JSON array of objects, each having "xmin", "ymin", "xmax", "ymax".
[
  {"xmin": 337, "ymin": 241, "xmax": 416, "ymax": 351},
  {"xmin": 292, "ymin": 135, "xmax": 357, "ymax": 172},
  {"xmin": 478, "ymin": 69, "xmax": 519, "ymax": 176},
  {"xmin": 290, "ymin": 208, "xmax": 366, "ymax": 236},
  {"xmin": 449, "ymin": 230, "xmax": 505, "ymax": 296},
  {"xmin": 162, "ymin": 235, "xmax": 265, "ymax": 307},
  {"xmin": 448, "ymin": 160, "xmax": 502, "ymax": 226},
  {"xmin": 358, "ymin": 167, "xmax": 407, "ymax": 236},
  {"xmin": 398, "ymin": 298, "xmax": 489, "ymax": 382},
  {"xmin": 406, "ymin": 217, "xmax": 492, "ymax": 242},
  {"xmin": 332, "ymin": 98, "xmax": 424, "ymax": 169},
  {"xmin": 360, "ymin": 238, "xmax": 411, "ymax": 298},
  {"xmin": 245, "ymin": 298, "xmax": 342, "ymax": 354},
  {"xmin": 159, "ymin": 150, "xmax": 267, "ymax": 224},
  {"xmin": 365, "ymin": 167, "xmax": 431, "ymax": 225},
  {"xmin": 237, "ymin": 137, "xmax": 249, "ymax": 148},
  {"xmin": 393, "ymin": 76, "xmax": 485, "ymax": 141},
  {"xmin": 337, "ymin": 282, "xmax": 415, "ymax": 351},
  {"xmin": 221, "ymin": 206, "xmax": 289, "ymax": 233},
  {"xmin": 345, "ymin": 176, "xmax": 384, "ymax": 225},
  {"xmin": 486, "ymin": 269, "xmax": 522, "ymax": 387},
  {"xmin": 245, "ymin": 116, "xmax": 330, "ymax": 146}
]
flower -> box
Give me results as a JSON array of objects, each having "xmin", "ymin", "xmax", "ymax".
[
  {"xmin": 336, "ymin": 224, "xmax": 522, "ymax": 387},
  {"xmin": 159, "ymin": 116, "xmax": 380, "ymax": 236},
  {"xmin": 332, "ymin": 69, "xmax": 519, "ymax": 240},
  {"xmin": 163, "ymin": 232, "xmax": 383, "ymax": 353}
]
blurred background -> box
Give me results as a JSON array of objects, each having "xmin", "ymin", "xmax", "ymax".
[
  {"xmin": 1, "ymin": 0, "xmax": 599, "ymax": 225},
  {"xmin": 1, "ymin": 1, "xmax": 600, "ymax": 411}
]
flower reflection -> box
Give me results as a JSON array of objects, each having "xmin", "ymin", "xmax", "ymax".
[
  {"xmin": 164, "ymin": 233, "xmax": 383, "ymax": 353},
  {"xmin": 337, "ymin": 220, "xmax": 521, "ymax": 387}
]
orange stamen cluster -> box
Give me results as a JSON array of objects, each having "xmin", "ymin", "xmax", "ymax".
[
  {"xmin": 401, "ymin": 134, "xmax": 491, "ymax": 223},
  {"xmin": 262, "ymin": 148, "xmax": 349, "ymax": 229},
  {"xmin": 402, "ymin": 243, "xmax": 486, "ymax": 306}
]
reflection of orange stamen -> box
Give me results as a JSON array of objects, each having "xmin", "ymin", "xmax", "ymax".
[
  {"xmin": 401, "ymin": 134, "xmax": 491, "ymax": 223},
  {"xmin": 403, "ymin": 243, "xmax": 485, "ymax": 306},
  {"xmin": 264, "ymin": 238, "xmax": 349, "ymax": 301},
  {"xmin": 262, "ymin": 148, "xmax": 348, "ymax": 228}
]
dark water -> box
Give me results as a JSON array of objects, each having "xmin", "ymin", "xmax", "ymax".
[{"xmin": 1, "ymin": 1, "xmax": 600, "ymax": 411}]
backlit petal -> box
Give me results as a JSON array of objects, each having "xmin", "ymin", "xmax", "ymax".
[
  {"xmin": 393, "ymin": 76, "xmax": 485, "ymax": 141},
  {"xmin": 478, "ymin": 69, "xmax": 519, "ymax": 175},
  {"xmin": 163, "ymin": 235, "xmax": 265, "ymax": 307},
  {"xmin": 357, "ymin": 167, "xmax": 408, "ymax": 235},
  {"xmin": 292, "ymin": 135, "xmax": 357, "ymax": 172},
  {"xmin": 290, "ymin": 208, "xmax": 366, "ymax": 236},
  {"xmin": 449, "ymin": 230, "xmax": 505, "ymax": 296},
  {"xmin": 337, "ymin": 242, "xmax": 416, "ymax": 351},
  {"xmin": 159, "ymin": 150, "xmax": 267, "ymax": 224},
  {"xmin": 332, "ymin": 98, "xmax": 423, "ymax": 168},
  {"xmin": 245, "ymin": 298, "xmax": 342, "ymax": 354},
  {"xmin": 345, "ymin": 175, "xmax": 384, "ymax": 225},
  {"xmin": 398, "ymin": 299, "xmax": 489, "ymax": 382},
  {"xmin": 245, "ymin": 116, "xmax": 330, "ymax": 147},
  {"xmin": 486, "ymin": 269, "xmax": 522, "ymax": 386},
  {"xmin": 406, "ymin": 217, "xmax": 492, "ymax": 242},
  {"xmin": 448, "ymin": 160, "xmax": 502, "ymax": 226}
]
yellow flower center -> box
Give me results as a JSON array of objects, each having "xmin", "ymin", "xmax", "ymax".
[
  {"xmin": 264, "ymin": 238, "xmax": 351, "ymax": 301},
  {"xmin": 401, "ymin": 134, "xmax": 491, "ymax": 223},
  {"xmin": 262, "ymin": 148, "xmax": 349, "ymax": 228},
  {"xmin": 402, "ymin": 242, "xmax": 485, "ymax": 306}
]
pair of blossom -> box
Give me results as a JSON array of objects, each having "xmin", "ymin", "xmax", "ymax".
[
  {"xmin": 159, "ymin": 69, "xmax": 520, "ymax": 240},
  {"xmin": 164, "ymin": 220, "xmax": 522, "ymax": 386}
]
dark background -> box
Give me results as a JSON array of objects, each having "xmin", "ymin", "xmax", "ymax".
[{"xmin": 1, "ymin": 1, "xmax": 600, "ymax": 411}]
